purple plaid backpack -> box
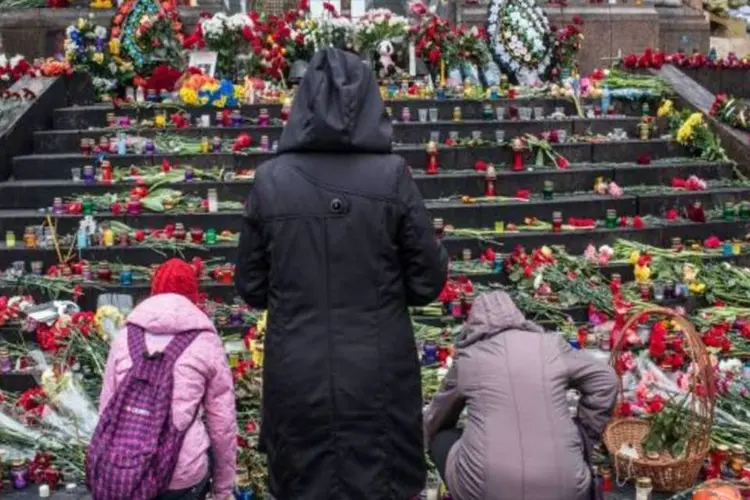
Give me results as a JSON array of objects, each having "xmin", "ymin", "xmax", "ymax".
[{"xmin": 86, "ymin": 324, "xmax": 201, "ymax": 500}]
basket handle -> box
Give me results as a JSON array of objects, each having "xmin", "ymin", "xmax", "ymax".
[{"xmin": 609, "ymin": 307, "xmax": 716, "ymax": 456}]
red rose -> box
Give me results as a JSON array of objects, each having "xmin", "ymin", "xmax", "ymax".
[
  {"xmin": 666, "ymin": 208, "xmax": 678, "ymax": 221},
  {"xmin": 555, "ymin": 156, "xmax": 569, "ymax": 169},
  {"xmin": 632, "ymin": 216, "xmax": 644, "ymax": 229},
  {"xmin": 515, "ymin": 189, "xmax": 530, "ymax": 200},
  {"xmin": 703, "ymin": 236, "xmax": 722, "ymax": 248}
]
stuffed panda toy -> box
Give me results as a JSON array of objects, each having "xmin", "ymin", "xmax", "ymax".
[{"xmin": 378, "ymin": 40, "xmax": 396, "ymax": 78}]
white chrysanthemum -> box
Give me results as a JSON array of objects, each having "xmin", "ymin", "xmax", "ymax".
[
  {"xmin": 94, "ymin": 26, "xmax": 107, "ymax": 38},
  {"xmin": 9, "ymin": 55, "xmax": 24, "ymax": 68}
]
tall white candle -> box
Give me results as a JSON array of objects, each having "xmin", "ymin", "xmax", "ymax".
[
  {"xmin": 408, "ymin": 42, "xmax": 417, "ymax": 77},
  {"xmin": 39, "ymin": 485, "xmax": 51, "ymax": 498}
]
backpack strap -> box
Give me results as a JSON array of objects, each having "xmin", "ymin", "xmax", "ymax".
[{"xmin": 127, "ymin": 323, "xmax": 148, "ymax": 366}]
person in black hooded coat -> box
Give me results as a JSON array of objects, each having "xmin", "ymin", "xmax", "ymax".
[{"xmin": 235, "ymin": 48, "xmax": 449, "ymax": 499}]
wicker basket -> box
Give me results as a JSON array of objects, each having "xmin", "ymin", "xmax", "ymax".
[{"xmin": 602, "ymin": 307, "xmax": 716, "ymax": 492}]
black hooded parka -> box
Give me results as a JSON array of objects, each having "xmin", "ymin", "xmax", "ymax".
[{"xmin": 235, "ymin": 48, "xmax": 449, "ymax": 500}]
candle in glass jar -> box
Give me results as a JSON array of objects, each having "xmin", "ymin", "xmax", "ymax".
[
  {"xmin": 740, "ymin": 203, "xmax": 750, "ymax": 220},
  {"xmin": 97, "ymin": 263, "xmax": 112, "ymax": 282},
  {"xmin": 5, "ymin": 231, "xmax": 15, "ymax": 248},
  {"xmin": 543, "ymin": 180, "xmax": 554, "ymax": 200},
  {"xmin": 200, "ymin": 136, "xmax": 210, "ymax": 153},
  {"xmin": 80, "ymin": 138, "xmax": 92, "ymax": 156},
  {"xmin": 31, "ymin": 261, "xmax": 43, "ymax": 275},
  {"xmin": 119, "ymin": 267, "xmax": 133, "ymax": 286},
  {"xmin": 144, "ymin": 139, "xmax": 155, "ymax": 155},
  {"xmin": 258, "ymin": 109, "xmax": 270, "ymax": 127},
  {"xmin": 482, "ymin": 103, "xmax": 493, "ymax": 120},
  {"xmin": 190, "ymin": 227, "xmax": 204, "ymax": 244},
  {"xmin": 102, "ymin": 226, "xmax": 115, "ymax": 247},
  {"xmin": 605, "ymin": 209, "xmax": 617, "ymax": 229},
  {"xmin": 635, "ymin": 478, "xmax": 652, "ymax": 500},
  {"xmin": 207, "ymin": 188, "xmax": 218, "ymax": 213},
  {"xmin": 231, "ymin": 110, "xmax": 242, "ymax": 127},
  {"xmin": 552, "ymin": 211, "xmax": 562, "ymax": 233},
  {"xmin": 422, "ymin": 342, "xmax": 438, "ymax": 365},
  {"xmin": 82, "ymin": 165, "xmax": 94, "ymax": 184},
  {"xmin": 723, "ymin": 241, "xmax": 733, "ymax": 257},
  {"xmin": 640, "ymin": 283, "xmax": 651, "ymax": 300},
  {"xmin": 77, "ymin": 226, "xmax": 88, "ymax": 249},
  {"xmin": 52, "ymin": 197, "xmax": 63, "ymax": 215},
  {"xmin": 0, "ymin": 347, "xmax": 12, "ymax": 373},
  {"xmin": 485, "ymin": 165, "xmax": 496, "ymax": 197},
  {"xmin": 401, "ymin": 107, "xmax": 411, "ymax": 122},
  {"xmin": 462, "ymin": 248, "xmax": 472, "ymax": 261},
  {"xmin": 724, "ymin": 202, "xmax": 736, "ymax": 220},
  {"xmin": 205, "ymin": 228, "xmax": 217, "ymax": 245},
  {"xmin": 230, "ymin": 305, "xmax": 243, "ymax": 326},
  {"xmin": 126, "ymin": 197, "xmax": 142, "ymax": 216},
  {"xmin": 212, "ymin": 136, "xmax": 222, "ymax": 153},
  {"xmin": 11, "ymin": 459, "xmax": 28, "ymax": 489},
  {"xmin": 452, "ymin": 106, "xmax": 462, "ymax": 121},
  {"xmin": 260, "ymin": 135, "xmax": 270, "ymax": 152},
  {"xmin": 433, "ymin": 218, "xmax": 444, "ymax": 240},
  {"xmin": 101, "ymin": 161, "xmax": 113, "ymax": 184},
  {"xmin": 23, "ymin": 227, "xmax": 36, "ymax": 248}
]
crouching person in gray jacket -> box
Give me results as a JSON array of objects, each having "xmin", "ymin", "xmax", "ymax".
[{"xmin": 423, "ymin": 291, "xmax": 618, "ymax": 500}]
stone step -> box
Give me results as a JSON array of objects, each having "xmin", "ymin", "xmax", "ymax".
[
  {"xmin": 51, "ymin": 98, "xmax": 650, "ymax": 129},
  {"xmin": 34, "ymin": 117, "xmax": 653, "ymax": 154},
  {"xmin": 6, "ymin": 183, "xmax": 750, "ymax": 236},
  {"xmin": 0, "ymin": 218, "xmax": 747, "ymax": 270},
  {"xmin": 11, "ymin": 140, "xmax": 689, "ymax": 179},
  {"xmin": 0, "ymin": 159, "xmax": 733, "ymax": 206}
]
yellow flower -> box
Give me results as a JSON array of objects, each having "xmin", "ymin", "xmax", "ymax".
[
  {"xmin": 213, "ymin": 96, "xmax": 227, "ymax": 108},
  {"xmin": 154, "ymin": 114, "xmax": 166, "ymax": 128},
  {"xmin": 540, "ymin": 246, "xmax": 553, "ymax": 258},
  {"xmin": 76, "ymin": 17, "xmax": 88, "ymax": 30},
  {"xmin": 108, "ymin": 38, "xmax": 120, "ymax": 56},
  {"xmin": 202, "ymin": 82, "xmax": 219, "ymax": 93},
  {"xmin": 689, "ymin": 282, "xmax": 706, "ymax": 294},
  {"xmin": 92, "ymin": 52, "xmax": 104, "ymax": 64},
  {"xmin": 233, "ymin": 84, "xmax": 245, "ymax": 100},
  {"xmin": 676, "ymin": 112, "xmax": 703, "ymax": 145},
  {"xmin": 178, "ymin": 87, "xmax": 198, "ymax": 105},
  {"xmin": 628, "ymin": 250, "xmax": 641, "ymax": 265},
  {"xmin": 634, "ymin": 264, "xmax": 651, "ymax": 282},
  {"xmin": 657, "ymin": 99, "xmax": 673, "ymax": 118}
]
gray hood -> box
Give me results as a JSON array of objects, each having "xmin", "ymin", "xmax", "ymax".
[{"xmin": 456, "ymin": 291, "xmax": 545, "ymax": 348}]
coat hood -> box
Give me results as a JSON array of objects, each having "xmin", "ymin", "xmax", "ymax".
[
  {"xmin": 456, "ymin": 291, "xmax": 545, "ymax": 348},
  {"xmin": 278, "ymin": 48, "xmax": 392, "ymax": 154},
  {"xmin": 127, "ymin": 293, "xmax": 217, "ymax": 335}
]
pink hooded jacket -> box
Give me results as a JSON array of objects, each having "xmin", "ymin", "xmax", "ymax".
[{"xmin": 99, "ymin": 293, "xmax": 238, "ymax": 499}]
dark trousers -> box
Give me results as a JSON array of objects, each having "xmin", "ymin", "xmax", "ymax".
[
  {"xmin": 428, "ymin": 428, "xmax": 463, "ymax": 481},
  {"xmin": 155, "ymin": 474, "xmax": 211, "ymax": 500}
]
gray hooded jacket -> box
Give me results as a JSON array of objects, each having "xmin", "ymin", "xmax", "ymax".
[{"xmin": 423, "ymin": 291, "xmax": 617, "ymax": 500}]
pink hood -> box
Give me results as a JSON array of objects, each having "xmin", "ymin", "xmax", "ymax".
[
  {"xmin": 127, "ymin": 293, "xmax": 217, "ymax": 335},
  {"xmin": 99, "ymin": 293, "xmax": 237, "ymax": 499}
]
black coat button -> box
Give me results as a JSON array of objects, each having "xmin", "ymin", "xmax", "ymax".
[{"xmin": 330, "ymin": 198, "xmax": 344, "ymax": 213}]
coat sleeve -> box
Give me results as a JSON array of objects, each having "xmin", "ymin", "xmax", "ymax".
[
  {"xmin": 395, "ymin": 164, "xmax": 449, "ymax": 306},
  {"xmin": 559, "ymin": 337, "xmax": 618, "ymax": 441},
  {"xmin": 423, "ymin": 363, "xmax": 465, "ymax": 445},
  {"xmin": 204, "ymin": 336, "xmax": 238, "ymax": 500},
  {"xmin": 235, "ymin": 187, "xmax": 269, "ymax": 309}
]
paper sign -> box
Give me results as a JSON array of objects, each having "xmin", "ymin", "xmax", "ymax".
[{"xmin": 188, "ymin": 51, "xmax": 218, "ymax": 77}]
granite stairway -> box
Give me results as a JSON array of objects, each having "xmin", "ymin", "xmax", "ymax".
[{"xmin": 0, "ymin": 95, "xmax": 743, "ymax": 313}]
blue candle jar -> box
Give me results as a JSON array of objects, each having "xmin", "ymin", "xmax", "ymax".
[
  {"xmin": 435, "ymin": 87, "xmax": 445, "ymax": 100},
  {"xmin": 493, "ymin": 254, "xmax": 503, "ymax": 273},
  {"xmin": 120, "ymin": 268, "xmax": 133, "ymax": 286},
  {"xmin": 77, "ymin": 228, "xmax": 88, "ymax": 249},
  {"xmin": 422, "ymin": 342, "xmax": 438, "ymax": 365},
  {"xmin": 144, "ymin": 139, "xmax": 155, "ymax": 155},
  {"xmin": 723, "ymin": 241, "xmax": 733, "ymax": 257}
]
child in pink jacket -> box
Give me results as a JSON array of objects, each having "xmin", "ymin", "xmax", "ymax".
[{"xmin": 99, "ymin": 258, "xmax": 238, "ymax": 500}]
